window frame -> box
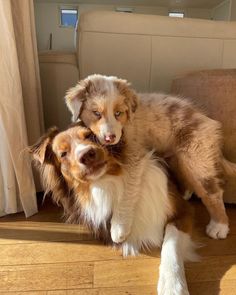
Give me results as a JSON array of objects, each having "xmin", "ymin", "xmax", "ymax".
[{"xmin": 59, "ymin": 5, "xmax": 78, "ymax": 28}]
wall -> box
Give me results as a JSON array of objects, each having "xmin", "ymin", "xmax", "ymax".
[
  {"xmin": 186, "ymin": 8, "xmax": 212, "ymax": 19},
  {"xmin": 230, "ymin": 0, "xmax": 236, "ymax": 20},
  {"xmin": 34, "ymin": 1, "xmax": 212, "ymax": 52},
  {"xmin": 212, "ymin": 0, "xmax": 231, "ymax": 20}
]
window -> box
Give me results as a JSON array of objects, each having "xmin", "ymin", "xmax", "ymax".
[
  {"xmin": 169, "ymin": 12, "xmax": 184, "ymax": 18},
  {"xmin": 60, "ymin": 8, "xmax": 78, "ymax": 28}
]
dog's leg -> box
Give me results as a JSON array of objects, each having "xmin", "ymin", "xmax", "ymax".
[
  {"xmin": 110, "ymin": 168, "xmax": 141, "ymax": 243},
  {"xmin": 110, "ymin": 151, "xmax": 147, "ymax": 244},
  {"xmin": 175, "ymin": 153, "xmax": 229, "ymax": 239},
  {"xmin": 158, "ymin": 195, "xmax": 198, "ymax": 295},
  {"xmin": 158, "ymin": 224, "xmax": 196, "ymax": 295},
  {"xmin": 201, "ymin": 190, "xmax": 229, "ymax": 239}
]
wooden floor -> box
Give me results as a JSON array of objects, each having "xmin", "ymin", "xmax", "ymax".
[{"xmin": 0, "ymin": 198, "xmax": 236, "ymax": 295}]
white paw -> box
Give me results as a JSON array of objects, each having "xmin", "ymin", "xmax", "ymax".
[
  {"xmin": 183, "ymin": 190, "xmax": 193, "ymax": 201},
  {"xmin": 158, "ymin": 271, "xmax": 189, "ymax": 295},
  {"xmin": 110, "ymin": 223, "xmax": 130, "ymax": 244},
  {"xmin": 206, "ymin": 219, "xmax": 229, "ymax": 239},
  {"xmin": 122, "ymin": 242, "xmax": 139, "ymax": 257}
]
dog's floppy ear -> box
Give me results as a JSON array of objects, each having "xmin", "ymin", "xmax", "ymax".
[
  {"xmin": 114, "ymin": 78, "xmax": 138, "ymax": 120},
  {"xmin": 29, "ymin": 127, "xmax": 59, "ymax": 164},
  {"xmin": 65, "ymin": 79, "xmax": 94, "ymax": 122}
]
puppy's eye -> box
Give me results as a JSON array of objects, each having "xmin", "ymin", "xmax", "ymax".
[
  {"xmin": 115, "ymin": 111, "xmax": 122, "ymax": 118},
  {"xmin": 93, "ymin": 111, "xmax": 101, "ymax": 119},
  {"xmin": 60, "ymin": 151, "xmax": 67, "ymax": 158}
]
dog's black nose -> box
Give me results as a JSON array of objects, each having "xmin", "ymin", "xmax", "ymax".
[
  {"xmin": 79, "ymin": 148, "xmax": 97, "ymax": 166},
  {"xmin": 104, "ymin": 134, "xmax": 116, "ymax": 143}
]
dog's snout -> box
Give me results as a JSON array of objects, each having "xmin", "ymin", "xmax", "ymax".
[
  {"xmin": 104, "ymin": 134, "xmax": 116, "ymax": 144},
  {"xmin": 79, "ymin": 148, "xmax": 97, "ymax": 166}
]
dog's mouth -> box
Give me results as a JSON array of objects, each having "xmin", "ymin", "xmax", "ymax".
[{"xmin": 84, "ymin": 160, "xmax": 108, "ymax": 179}]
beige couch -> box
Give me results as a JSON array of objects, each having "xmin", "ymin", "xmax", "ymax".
[
  {"xmin": 39, "ymin": 11, "xmax": 236, "ymax": 129},
  {"xmin": 39, "ymin": 11, "xmax": 236, "ymax": 202}
]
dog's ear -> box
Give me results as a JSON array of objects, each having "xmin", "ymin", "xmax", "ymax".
[
  {"xmin": 29, "ymin": 127, "xmax": 59, "ymax": 164},
  {"xmin": 114, "ymin": 79, "xmax": 138, "ymax": 120},
  {"xmin": 65, "ymin": 79, "xmax": 94, "ymax": 122}
]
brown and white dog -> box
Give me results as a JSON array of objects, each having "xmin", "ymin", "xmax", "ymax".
[
  {"xmin": 30, "ymin": 124, "xmax": 197, "ymax": 295},
  {"xmin": 65, "ymin": 74, "xmax": 236, "ymax": 240}
]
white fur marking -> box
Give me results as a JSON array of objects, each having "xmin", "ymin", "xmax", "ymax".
[
  {"xmin": 158, "ymin": 224, "xmax": 197, "ymax": 295},
  {"xmin": 111, "ymin": 222, "xmax": 130, "ymax": 244},
  {"xmin": 206, "ymin": 219, "xmax": 229, "ymax": 239},
  {"xmin": 75, "ymin": 144, "xmax": 91, "ymax": 154},
  {"xmin": 183, "ymin": 190, "xmax": 193, "ymax": 201},
  {"xmin": 85, "ymin": 175, "xmax": 124, "ymax": 229}
]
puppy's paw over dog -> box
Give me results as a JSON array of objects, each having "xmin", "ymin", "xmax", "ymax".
[
  {"xmin": 111, "ymin": 222, "xmax": 130, "ymax": 244},
  {"xmin": 206, "ymin": 219, "xmax": 229, "ymax": 239}
]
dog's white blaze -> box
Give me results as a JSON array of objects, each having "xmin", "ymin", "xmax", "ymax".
[
  {"xmin": 74, "ymin": 143, "xmax": 91, "ymax": 155},
  {"xmin": 158, "ymin": 224, "xmax": 198, "ymax": 295},
  {"xmin": 98, "ymin": 84, "xmax": 123, "ymax": 144}
]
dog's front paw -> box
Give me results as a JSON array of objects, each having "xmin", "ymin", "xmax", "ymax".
[
  {"xmin": 110, "ymin": 222, "xmax": 131, "ymax": 244},
  {"xmin": 206, "ymin": 219, "xmax": 229, "ymax": 239},
  {"xmin": 158, "ymin": 271, "xmax": 189, "ymax": 295}
]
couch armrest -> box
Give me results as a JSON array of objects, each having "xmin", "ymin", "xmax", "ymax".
[{"xmin": 39, "ymin": 51, "xmax": 79, "ymax": 130}]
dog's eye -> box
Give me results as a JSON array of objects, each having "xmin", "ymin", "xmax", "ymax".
[
  {"xmin": 93, "ymin": 111, "xmax": 101, "ymax": 119},
  {"xmin": 60, "ymin": 151, "xmax": 67, "ymax": 158},
  {"xmin": 115, "ymin": 111, "xmax": 122, "ymax": 117}
]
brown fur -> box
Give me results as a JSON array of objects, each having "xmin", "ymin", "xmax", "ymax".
[
  {"xmin": 167, "ymin": 179, "xmax": 194, "ymax": 234},
  {"xmin": 29, "ymin": 124, "xmax": 123, "ymax": 243},
  {"xmin": 65, "ymin": 75, "xmax": 236, "ymax": 238},
  {"xmin": 31, "ymin": 124, "xmax": 196, "ymax": 255}
]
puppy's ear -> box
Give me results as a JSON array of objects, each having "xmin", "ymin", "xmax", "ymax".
[
  {"xmin": 65, "ymin": 79, "xmax": 94, "ymax": 122},
  {"xmin": 29, "ymin": 127, "xmax": 59, "ymax": 164},
  {"xmin": 114, "ymin": 79, "xmax": 138, "ymax": 120}
]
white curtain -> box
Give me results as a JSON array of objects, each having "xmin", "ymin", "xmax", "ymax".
[{"xmin": 0, "ymin": 0, "xmax": 44, "ymax": 217}]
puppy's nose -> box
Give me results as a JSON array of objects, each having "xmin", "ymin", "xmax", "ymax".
[
  {"xmin": 104, "ymin": 134, "xmax": 116, "ymax": 144},
  {"xmin": 79, "ymin": 148, "xmax": 97, "ymax": 166}
]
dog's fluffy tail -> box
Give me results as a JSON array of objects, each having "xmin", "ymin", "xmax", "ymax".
[{"xmin": 222, "ymin": 158, "xmax": 236, "ymax": 176}]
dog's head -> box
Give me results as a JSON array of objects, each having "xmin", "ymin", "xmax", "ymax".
[
  {"xmin": 30, "ymin": 124, "xmax": 119, "ymax": 188},
  {"xmin": 65, "ymin": 74, "xmax": 138, "ymax": 145}
]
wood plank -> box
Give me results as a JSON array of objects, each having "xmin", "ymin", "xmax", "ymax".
[
  {"xmin": 0, "ymin": 222, "xmax": 94, "ymax": 245},
  {"xmin": 94, "ymin": 258, "xmax": 160, "ymax": 288},
  {"xmin": 98, "ymin": 285, "xmax": 157, "ymax": 295},
  {"xmin": 94, "ymin": 256, "xmax": 236, "ymax": 288},
  {"xmin": 188, "ymin": 280, "xmax": 236, "ymax": 295},
  {"xmin": 0, "ymin": 262, "xmax": 93, "ymax": 292},
  {"xmin": 0, "ymin": 290, "xmax": 98, "ymax": 295},
  {"xmin": 2, "ymin": 282, "xmax": 236, "ymax": 295},
  {"xmin": 0, "ymin": 241, "xmax": 124, "ymax": 266},
  {"xmin": 186, "ymin": 256, "xmax": 236, "ymax": 282},
  {"xmin": 1, "ymin": 292, "xmax": 47, "ymax": 295},
  {"xmin": 48, "ymin": 290, "xmax": 99, "ymax": 295}
]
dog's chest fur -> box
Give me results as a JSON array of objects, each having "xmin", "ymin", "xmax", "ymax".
[{"xmin": 79, "ymin": 154, "xmax": 172, "ymax": 255}]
